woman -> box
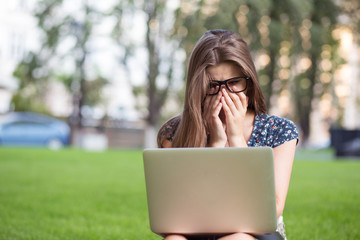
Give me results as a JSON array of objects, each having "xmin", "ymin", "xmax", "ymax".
[{"xmin": 157, "ymin": 29, "xmax": 298, "ymax": 240}]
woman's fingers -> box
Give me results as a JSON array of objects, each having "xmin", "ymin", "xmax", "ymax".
[
  {"xmin": 203, "ymin": 92, "xmax": 223, "ymax": 129},
  {"xmin": 220, "ymin": 96, "xmax": 230, "ymax": 115},
  {"xmin": 226, "ymin": 89, "xmax": 243, "ymax": 112},
  {"xmin": 203, "ymin": 94, "xmax": 216, "ymax": 117},
  {"xmin": 213, "ymin": 102, "xmax": 223, "ymax": 120},
  {"xmin": 222, "ymin": 89, "xmax": 248, "ymax": 114},
  {"xmin": 219, "ymin": 89, "xmax": 248, "ymax": 147},
  {"xmin": 221, "ymin": 89, "xmax": 234, "ymax": 115},
  {"xmin": 204, "ymin": 93, "xmax": 227, "ymax": 147},
  {"xmin": 212, "ymin": 92, "xmax": 222, "ymax": 111},
  {"xmin": 237, "ymin": 92, "xmax": 248, "ymax": 109}
]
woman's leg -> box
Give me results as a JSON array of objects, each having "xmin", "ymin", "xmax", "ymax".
[
  {"xmin": 251, "ymin": 232, "xmax": 284, "ymax": 240},
  {"xmin": 218, "ymin": 233, "xmax": 256, "ymax": 240},
  {"xmin": 164, "ymin": 235, "xmax": 188, "ymax": 240},
  {"xmin": 163, "ymin": 232, "xmax": 283, "ymax": 240}
]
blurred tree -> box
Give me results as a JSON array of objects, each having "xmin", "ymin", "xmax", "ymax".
[
  {"xmin": 341, "ymin": 0, "xmax": 360, "ymax": 44},
  {"xmin": 11, "ymin": 0, "xmax": 349, "ymax": 148},
  {"xmin": 12, "ymin": 52, "xmax": 51, "ymax": 115},
  {"xmin": 293, "ymin": 0, "xmax": 340, "ymax": 143},
  {"xmin": 256, "ymin": 0, "xmax": 303, "ymax": 108},
  {"xmin": 111, "ymin": 0, "xmax": 201, "ymax": 147},
  {"xmin": 175, "ymin": 0, "xmax": 343, "ymax": 144},
  {"xmin": 339, "ymin": 0, "xmax": 360, "ymax": 128},
  {"xmin": 12, "ymin": 0, "xmax": 108, "ymax": 143},
  {"xmin": 176, "ymin": 0, "xmax": 303, "ymax": 106}
]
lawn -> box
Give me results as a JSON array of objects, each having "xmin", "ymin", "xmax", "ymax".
[{"xmin": 0, "ymin": 148, "xmax": 359, "ymax": 240}]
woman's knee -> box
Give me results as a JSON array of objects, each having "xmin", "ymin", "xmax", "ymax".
[
  {"xmin": 218, "ymin": 232, "xmax": 256, "ymax": 240},
  {"xmin": 163, "ymin": 234, "xmax": 188, "ymax": 240}
]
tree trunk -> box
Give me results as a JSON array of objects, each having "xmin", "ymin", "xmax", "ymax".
[
  {"xmin": 144, "ymin": 124, "xmax": 158, "ymax": 148},
  {"xmin": 298, "ymin": 53, "xmax": 318, "ymax": 144},
  {"xmin": 264, "ymin": 49, "xmax": 277, "ymax": 109},
  {"xmin": 144, "ymin": 3, "xmax": 161, "ymax": 148}
]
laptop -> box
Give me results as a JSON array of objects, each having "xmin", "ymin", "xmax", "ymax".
[{"xmin": 143, "ymin": 147, "xmax": 277, "ymax": 236}]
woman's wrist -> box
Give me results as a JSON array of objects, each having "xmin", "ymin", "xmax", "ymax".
[
  {"xmin": 228, "ymin": 136, "xmax": 247, "ymax": 147},
  {"xmin": 208, "ymin": 137, "xmax": 227, "ymax": 147},
  {"xmin": 208, "ymin": 142, "xmax": 226, "ymax": 147}
]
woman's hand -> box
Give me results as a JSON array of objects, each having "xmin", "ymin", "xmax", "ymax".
[
  {"xmin": 220, "ymin": 89, "xmax": 248, "ymax": 147},
  {"xmin": 202, "ymin": 92, "xmax": 227, "ymax": 147}
]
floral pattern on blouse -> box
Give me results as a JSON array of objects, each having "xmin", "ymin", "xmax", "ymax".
[
  {"xmin": 159, "ymin": 114, "xmax": 299, "ymax": 149},
  {"xmin": 248, "ymin": 114, "xmax": 299, "ymax": 148}
]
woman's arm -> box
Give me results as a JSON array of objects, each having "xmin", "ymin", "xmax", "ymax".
[
  {"xmin": 272, "ymin": 138, "xmax": 297, "ymax": 218},
  {"xmin": 161, "ymin": 139, "xmax": 173, "ymax": 148}
]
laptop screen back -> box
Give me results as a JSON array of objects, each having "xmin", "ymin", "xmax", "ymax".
[{"xmin": 143, "ymin": 147, "xmax": 277, "ymax": 236}]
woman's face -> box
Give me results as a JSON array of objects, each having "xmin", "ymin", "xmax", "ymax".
[{"xmin": 206, "ymin": 61, "xmax": 248, "ymax": 121}]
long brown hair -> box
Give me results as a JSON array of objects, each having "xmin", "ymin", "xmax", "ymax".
[{"xmin": 161, "ymin": 29, "xmax": 266, "ymax": 148}]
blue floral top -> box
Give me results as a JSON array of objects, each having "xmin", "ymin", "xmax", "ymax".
[
  {"xmin": 248, "ymin": 114, "xmax": 299, "ymax": 148},
  {"xmin": 158, "ymin": 114, "xmax": 298, "ymax": 148}
]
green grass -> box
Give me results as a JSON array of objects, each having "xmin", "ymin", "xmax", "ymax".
[
  {"xmin": 0, "ymin": 148, "xmax": 359, "ymax": 240},
  {"xmin": 287, "ymin": 150, "xmax": 360, "ymax": 239}
]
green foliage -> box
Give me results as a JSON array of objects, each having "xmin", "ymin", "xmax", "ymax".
[
  {"xmin": 11, "ymin": 92, "xmax": 50, "ymax": 115},
  {"xmin": 0, "ymin": 148, "xmax": 359, "ymax": 239},
  {"xmin": 10, "ymin": 0, "xmax": 357, "ymax": 142},
  {"xmin": 13, "ymin": 52, "xmax": 48, "ymax": 88},
  {"xmin": 112, "ymin": 0, "xmax": 189, "ymax": 126},
  {"xmin": 12, "ymin": 0, "xmax": 108, "ymax": 119},
  {"xmin": 172, "ymin": 0, "xmax": 347, "ymax": 143},
  {"xmin": 11, "ymin": 52, "xmax": 51, "ymax": 113},
  {"xmin": 83, "ymin": 77, "xmax": 109, "ymax": 107},
  {"xmin": 56, "ymin": 73, "xmax": 73, "ymax": 90}
]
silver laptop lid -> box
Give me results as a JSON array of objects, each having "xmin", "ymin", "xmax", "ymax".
[{"xmin": 143, "ymin": 147, "xmax": 277, "ymax": 236}]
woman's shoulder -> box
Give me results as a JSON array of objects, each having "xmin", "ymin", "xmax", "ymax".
[
  {"xmin": 254, "ymin": 114, "xmax": 299, "ymax": 147},
  {"xmin": 157, "ymin": 115, "xmax": 181, "ymax": 148},
  {"xmin": 256, "ymin": 114, "xmax": 297, "ymax": 129}
]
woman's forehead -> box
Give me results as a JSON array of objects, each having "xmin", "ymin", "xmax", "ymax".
[{"xmin": 206, "ymin": 62, "xmax": 245, "ymax": 79}]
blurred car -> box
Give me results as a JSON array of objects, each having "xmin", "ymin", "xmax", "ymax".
[{"xmin": 0, "ymin": 112, "xmax": 70, "ymax": 149}]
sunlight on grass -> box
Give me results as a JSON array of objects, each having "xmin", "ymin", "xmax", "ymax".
[
  {"xmin": 0, "ymin": 148, "xmax": 359, "ymax": 239},
  {"xmin": 285, "ymin": 159, "xmax": 360, "ymax": 239},
  {"xmin": 0, "ymin": 148, "xmax": 156, "ymax": 240}
]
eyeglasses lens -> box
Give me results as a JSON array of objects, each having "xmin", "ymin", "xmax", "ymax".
[
  {"xmin": 227, "ymin": 78, "xmax": 245, "ymax": 92},
  {"xmin": 208, "ymin": 82, "xmax": 220, "ymax": 95},
  {"xmin": 207, "ymin": 77, "xmax": 246, "ymax": 95}
]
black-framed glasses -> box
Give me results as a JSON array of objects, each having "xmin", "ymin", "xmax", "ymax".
[{"xmin": 207, "ymin": 76, "xmax": 249, "ymax": 95}]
